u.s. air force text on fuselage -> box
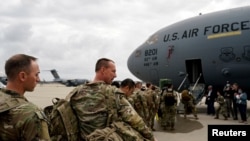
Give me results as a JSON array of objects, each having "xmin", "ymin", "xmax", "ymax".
[
  {"xmin": 164, "ymin": 21, "xmax": 250, "ymax": 42},
  {"xmin": 141, "ymin": 20, "xmax": 250, "ymax": 67}
]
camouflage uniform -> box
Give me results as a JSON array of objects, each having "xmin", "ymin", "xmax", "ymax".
[
  {"xmin": 181, "ymin": 90, "xmax": 198, "ymax": 119},
  {"xmin": 144, "ymin": 88, "xmax": 155, "ymax": 128},
  {"xmin": 150, "ymin": 86, "xmax": 161, "ymax": 130},
  {"xmin": 0, "ymin": 89, "xmax": 50, "ymax": 141},
  {"xmin": 70, "ymin": 82, "xmax": 154, "ymax": 141},
  {"xmin": 129, "ymin": 88, "xmax": 149, "ymax": 123},
  {"xmin": 215, "ymin": 94, "xmax": 227, "ymax": 120},
  {"xmin": 126, "ymin": 94, "xmax": 135, "ymax": 107},
  {"xmin": 160, "ymin": 89, "xmax": 178, "ymax": 130}
]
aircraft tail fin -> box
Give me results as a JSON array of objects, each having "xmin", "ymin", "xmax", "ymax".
[{"xmin": 50, "ymin": 69, "xmax": 60, "ymax": 79}]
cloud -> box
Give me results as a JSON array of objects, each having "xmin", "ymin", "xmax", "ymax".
[
  {"xmin": 2, "ymin": 23, "xmax": 32, "ymax": 42},
  {"xmin": 0, "ymin": 0, "xmax": 250, "ymax": 82}
]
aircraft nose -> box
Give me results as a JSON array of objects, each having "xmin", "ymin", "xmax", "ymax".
[
  {"xmin": 127, "ymin": 46, "xmax": 145, "ymax": 80},
  {"xmin": 127, "ymin": 52, "xmax": 134, "ymax": 73},
  {"xmin": 127, "ymin": 51, "xmax": 137, "ymax": 75}
]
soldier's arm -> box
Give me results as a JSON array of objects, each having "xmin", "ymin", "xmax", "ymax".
[
  {"xmin": 151, "ymin": 93, "xmax": 156, "ymax": 110},
  {"xmin": 119, "ymin": 97, "xmax": 155, "ymax": 141}
]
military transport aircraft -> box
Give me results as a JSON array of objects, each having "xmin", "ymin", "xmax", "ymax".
[
  {"xmin": 0, "ymin": 81, "xmax": 6, "ymax": 88},
  {"xmin": 0, "ymin": 75, "xmax": 7, "ymax": 85},
  {"xmin": 0, "ymin": 72, "xmax": 7, "ymax": 88},
  {"xmin": 49, "ymin": 69, "xmax": 89, "ymax": 87},
  {"xmin": 127, "ymin": 6, "xmax": 250, "ymax": 98}
]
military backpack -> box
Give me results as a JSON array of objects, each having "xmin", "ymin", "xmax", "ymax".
[
  {"xmin": 44, "ymin": 86, "xmax": 82, "ymax": 141},
  {"xmin": 181, "ymin": 90, "xmax": 191, "ymax": 102},
  {"xmin": 163, "ymin": 90, "xmax": 176, "ymax": 106},
  {"xmin": 78, "ymin": 82, "xmax": 150, "ymax": 141}
]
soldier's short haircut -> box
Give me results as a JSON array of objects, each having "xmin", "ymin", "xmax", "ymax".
[
  {"xmin": 95, "ymin": 58, "xmax": 115, "ymax": 72},
  {"xmin": 5, "ymin": 54, "xmax": 37, "ymax": 81},
  {"xmin": 120, "ymin": 78, "xmax": 135, "ymax": 89},
  {"xmin": 146, "ymin": 82, "xmax": 152, "ymax": 88},
  {"xmin": 111, "ymin": 81, "xmax": 120, "ymax": 88},
  {"xmin": 151, "ymin": 85, "xmax": 156, "ymax": 90}
]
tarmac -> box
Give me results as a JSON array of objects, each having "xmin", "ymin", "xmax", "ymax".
[{"xmin": 26, "ymin": 83, "xmax": 250, "ymax": 141}]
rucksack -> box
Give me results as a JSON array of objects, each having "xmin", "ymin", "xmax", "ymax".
[
  {"xmin": 164, "ymin": 90, "xmax": 176, "ymax": 106},
  {"xmin": 181, "ymin": 90, "xmax": 191, "ymax": 102},
  {"xmin": 86, "ymin": 121, "xmax": 149, "ymax": 141},
  {"xmin": 44, "ymin": 83, "xmax": 118, "ymax": 141},
  {"xmin": 70, "ymin": 82, "xmax": 150, "ymax": 141},
  {"xmin": 86, "ymin": 125, "xmax": 123, "ymax": 141},
  {"xmin": 44, "ymin": 86, "xmax": 81, "ymax": 141}
]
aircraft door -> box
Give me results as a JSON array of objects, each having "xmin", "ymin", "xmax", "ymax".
[
  {"xmin": 185, "ymin": 59, "xmax": 206, "ymax": 105},
  {"xmin": 185, "ymin": 59, "xmax": 204, "ymax": 84}
]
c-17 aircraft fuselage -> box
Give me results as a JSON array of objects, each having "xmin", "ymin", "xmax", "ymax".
[{"xmin": 127, "ymin": 6, "xmax": 250, "ymax": 94}]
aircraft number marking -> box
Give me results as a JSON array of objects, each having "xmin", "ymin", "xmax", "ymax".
[
  {"xmin": 145, "ymin": 49, "xmax": 157, "ymax": 56},
  {"xmin": 144, "ymin": 49, "xmax": 158, "ymax": 67}
]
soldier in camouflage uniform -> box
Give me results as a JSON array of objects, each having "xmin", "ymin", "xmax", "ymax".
[
  {"xmin": 160, "ymin": 83, "xmax": 178, "ymax": 130},
  {"xmin": 120, "ymin": 78, "xmax": 136, "ymax": 107},
  {"xmin": 111, "ymin": 81, "xmax": 120, "ymax": 88},
  {"xmin": 144, "ymin": 82, "xmax": 159, "ymax": 131},
  {"xmin": 181, "ymin": 89, "xmax": 198, "ymax": 119},
  {"xmin": 150, "ymin": 85, "xmax": 161, "ymax": 131},
  {"xmin": 129, "ymin": 81, "xmax": 149, "ymax": 124},
  {"xmin": 69, "ymin": 58, "xmax": 157, "ymax": 141},
  {"xmin": 144, "ymin": 83, "xmax": 154, "ymax": 128},
  {"xmin": 214, "ymin": 90, "xmax": 228, "ymax": 120},
  {"xmin": 0, "ymin": 54, "xmax": 50, "ymax": 141}
]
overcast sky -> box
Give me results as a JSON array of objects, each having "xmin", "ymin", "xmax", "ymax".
[{"xmin": 0, "ymin": 0, "xmax": 250, "ymax": 82}]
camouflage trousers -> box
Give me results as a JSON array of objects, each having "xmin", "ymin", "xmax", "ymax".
[
  {"xmin": 215, "ymin": 104, "xmax": 227, "ymax": 118},
  {"xmin": 183, "ymin": 102, "xmax": 198, "ymax": 118},
  {"xmin": 160, "ymin": 105, "xmax": 177, "ymax": 128}
]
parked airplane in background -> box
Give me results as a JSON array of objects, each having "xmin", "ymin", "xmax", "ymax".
[
  {"xmin": 0, "ymin": 76, "xmax": 7, "ymax": 85},
  {"xmin": 0, "ymin": 81, "xmax": 6, "ymax": 88},
  {"xmin": 49, "ymin": 69, "xmax": 89, "ymax": 87},
  {"xmin": 127, "ymin": 6, "xmax": 250, "ymax": 98}
]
